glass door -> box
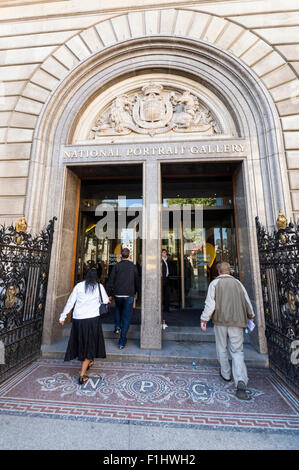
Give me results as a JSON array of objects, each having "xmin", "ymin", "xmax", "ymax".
[
  {"xmin": 75, "ymin": 165, "xmax": 143, "ymax": 320},
  {"xmin": 161, "ymin": 162, "xmax": 239, "ymax": 326}
]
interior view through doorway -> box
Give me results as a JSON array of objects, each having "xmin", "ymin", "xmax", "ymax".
[
  {"xmin": 161, "ymin": 161, "xmax": 240, "ymax": 327},
  {"xmin": 70, "ymin": 160, "xmax": 242, "ymax": 335},
  {"xmin": 72, "ymin": 163, "xmax": 143, "ymax": 327}
]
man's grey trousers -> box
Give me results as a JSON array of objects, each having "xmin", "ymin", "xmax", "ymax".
[{"xmin": 214, "ymin": 325, "xmax": 248, "ymax": 387}]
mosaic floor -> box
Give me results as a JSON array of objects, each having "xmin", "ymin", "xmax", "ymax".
[{"xmin": 0, "ymin": 359, "xmax": 298, "ymax": 432}]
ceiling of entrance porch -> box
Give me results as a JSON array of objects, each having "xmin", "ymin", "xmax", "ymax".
[{"xmin": 71, "ymin": 73, "xmax": 237, "ymax": 144}]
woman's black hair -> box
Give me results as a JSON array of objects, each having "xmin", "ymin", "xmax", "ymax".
[{"xmin": 84, "ymin": 268, "xmax": 98, "ymax": 293}]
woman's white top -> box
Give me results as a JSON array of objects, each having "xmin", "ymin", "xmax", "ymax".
[{"xmin": 59, "ymin": 281, "xmax": 109, "ymax": 322}]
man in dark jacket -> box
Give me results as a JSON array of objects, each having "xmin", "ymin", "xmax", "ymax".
[{"xmin": 107, "ymin": 248, "xmax": 140, "ymax": 349}]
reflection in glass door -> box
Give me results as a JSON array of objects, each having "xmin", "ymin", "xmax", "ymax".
[
  {"xmin": 161, "ymin": 163, "xmax": 239, "ymax": 326},
  {"xmin": 75, "ymin": 167, "xmax": 143, "ymax": 320}
]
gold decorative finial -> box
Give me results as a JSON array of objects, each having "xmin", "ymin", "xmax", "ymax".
[
  {"xmin": 276, "ymin": 210, "xmax": 287, "ymax": 231},
  {"xmin": 15, "ymin": 216, "xmax": 27, "ymax": 245},
  {"xmin": 16, "ymin": 216, "xmax": 27, "ymax": 233}
]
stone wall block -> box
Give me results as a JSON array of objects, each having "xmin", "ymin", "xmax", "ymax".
[
  {"xmin": 0, "ymin": 31, "xmax": 80, "ymax": 50},
  {"xmin": 0, "ymin": 46, "xmax": 56, "ymax": 66},
  {"xmin": 276, "ymin": 44, "xmax": 299, "ymax": 61},
  {"xmin": 229, "ymin": 30, "xmax": 258, "ymax": 57},
  {"xmin": 127, "ymin": 11, "xmax": 144, "ymax": 37},
  {"xmin": 0, "ymin": 112, "xmax": 11, "ymax": 126},
  {"xmin": 53, "ymin": 45, "xmax": 80, "ymax": 70},
  {"xmin": 0, "ymin": 177, "xmax": 27, "ymax": 195},
  {"xmin": 95, "ymin": 20, "xmax": 117, "ymax": 46},
  {"xmin": 236, "ymin": 11, "xmax": 299, "ymax": 28},
  {"xmin": 0, "ymin": 129, "xmax": 6, "ymax": 144},
  {"xmin": 144, "ymin": 10, "xmax": 159, "ymax": 35},
  {"xmin": 0, "ymin": 81, "xmax": 26, "ymax": 96},
  {"xmin": 31, "ymin": 69, "xmax": 60, "ymax": 91},
  {"xmin": 0, "ymin": 160, "xmax": 29, "ymax": 178},
  {"xmin": 291, "ymin": 191, "xmax": 299, "ymax": 210},
  {"xmin": 0, "ymin": 143, "xmax": 31, "ymax": 160},
  {"xmin": 286, "ymin": 151, "xmax": 299, "ymax": 168},
  {"xmin": 15, "ymin": 96, "xmax": 43, "ymax": 115},
  {"xmin": 23, "ymin": 82, "xmax": 50, "ymax": 103},
  {"xmin": 202, "ymin": 16, "xmax": 227, "ymax": 43},
  {"xmin": 65, "ymin": 35, "xmax": 90, "ymax": 61},
  {"xmin": 216, "ymin": 21, "xmax": 243, "ymax": 49},
  {"xmin": 270, "ymin": 79, "xmax": 299, "ymax": 102},
  {"xmin": 262, "ymin": 64, "xmax": 296, "ymax": 90},
  {"xmin": 41, "ymin": 56, "xmax": 69, "ymax": 80},
  {"xmin": 111, "ymin": 14, "xmax": 132, "ymax": 41},
  {"xmin": 0, "ymin": 64, "xmax": 37, "ymax": 81},
  {"xmin": 174, "ymin": 9, "xmax": 194, "ymax": 36},
  {"xmin": 159, "ymin": 9, "xmax": 177, "ymax": 35},
  {"xmin": 10, "ymin": 112, "xmax": 38, "ymax": 129},
  {"xmin": 80, "ymin": 27, "xmax": 104, "ymax": 53},
  {"xmin": 0, "ymin": 97, "xmax": 17, "ymax": 112},
  {"xmin": 240, "ymin": 40, "xmax": 273, "ymax": 67},
  {"xmin": 283, "ymin": 131, "xmax": 299, "ymax": 150},
  {"xmin": 256, "ymin": 26, "xmax": 299, "ymax": 44},
  {"xmin": 252, "ymin": 51, "xmax": 285, "ymax": 77},
  {"xmin": 7, "ymin": 127, "xmax": 34, "ymax": 143},
  {"xmin": 289, "ymin": 171, "xmax": 299, "ymax": 189},
  {"xmin": 0, "ymin": 196, "xmax": 24, "ymax": 214}
]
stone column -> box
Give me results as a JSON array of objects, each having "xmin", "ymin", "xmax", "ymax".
[{"xmin": 140, "ymin": 159, "xmax": 162, "ymax": 349}]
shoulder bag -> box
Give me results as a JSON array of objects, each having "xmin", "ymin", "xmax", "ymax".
[{"xmin": 98, "ymin": 283, "xmax": 109, "ymax": 317}]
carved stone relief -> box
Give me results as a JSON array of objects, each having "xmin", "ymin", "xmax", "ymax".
[{"xmin": 88, "ymin": 82, "xmax": 220, "ymax": 138}]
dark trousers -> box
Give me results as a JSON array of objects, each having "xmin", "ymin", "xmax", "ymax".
[
  {"xmin": 114, "ymin": 296, "xmax": 134, "ymax": 347},
  {"xmin": 162, "ymin": 278, "xmax": 170, "ymax": 312}
]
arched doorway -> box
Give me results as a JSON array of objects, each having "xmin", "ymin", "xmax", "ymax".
[{"xmin": 26, "ymin": 36, "xmax": 290, "ymax": 353}]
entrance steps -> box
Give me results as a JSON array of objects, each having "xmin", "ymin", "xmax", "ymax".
[{"xmin": 41, "ymin": 324, "xmax": 268, "ymax": 368}]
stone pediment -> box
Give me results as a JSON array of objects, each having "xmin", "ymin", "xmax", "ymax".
[{"xmin": 88, "ymin": 82, "xmax": 220, "ymax": 139}]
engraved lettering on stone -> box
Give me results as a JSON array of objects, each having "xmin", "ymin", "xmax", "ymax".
[{"xmin": 89, "ymin": 82, "xmax": 220, "ymax": 138}]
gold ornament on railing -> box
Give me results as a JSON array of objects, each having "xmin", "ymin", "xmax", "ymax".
[
  {"xmin": 276, "ymin": 210, "xmax": 287, "ymax": 231},
  {"xmin": 276, "ymin": 210, "xmax": 288, "ymax": 244},
  {"xmin": 5, "ymin": 285, "xmax": 17, "ymax": 308},
  {"xmin": 15, "ymin": 216, "xmax": 27, "ymax": 245}
]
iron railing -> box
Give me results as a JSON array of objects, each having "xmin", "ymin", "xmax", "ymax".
[
  {"xmin": 0, "ymin": 217, "xmax": 56, "ymax": 384},
  {"xmin": 256, "ymin": 214, "xmax": 298, "ymax": 395}
]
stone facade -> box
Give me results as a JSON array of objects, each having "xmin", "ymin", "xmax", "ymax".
[{"xmin": 0, "ymin": 0, "xmax": 298, "ymax": 352}]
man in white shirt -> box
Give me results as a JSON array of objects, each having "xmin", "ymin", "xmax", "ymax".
[{"xmin": 200, "ymin": 262, "xmax": 255, "ymax": 400}]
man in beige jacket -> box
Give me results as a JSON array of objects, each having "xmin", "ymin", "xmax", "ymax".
[{"xmin": 200, "ymin": 262, "xmax": 255, "ymax": 400}]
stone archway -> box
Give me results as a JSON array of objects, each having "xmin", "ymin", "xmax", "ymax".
[
  {"xmin": 6, "ymin": 8, "xmax": 294, "ymax": 232},
  {"xmin": 23, "ymin": 29, "xmax": 292, "ymax": 353}
]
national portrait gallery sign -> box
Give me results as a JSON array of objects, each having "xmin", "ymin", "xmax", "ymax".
[{"xmin": 62, "ymin": 139, "xmax": 247, "ymax": 163}]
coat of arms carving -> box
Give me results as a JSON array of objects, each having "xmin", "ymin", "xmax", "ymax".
[{"xmin": 89, "ymin": 82, "xmax": 219, "ymax": 138}]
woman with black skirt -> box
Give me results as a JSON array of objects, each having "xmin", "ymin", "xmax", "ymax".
[{"xmin": 59, "ymin": 268, "xmax": 109, "ymax": 384}]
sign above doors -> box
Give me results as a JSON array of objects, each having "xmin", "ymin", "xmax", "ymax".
[{"xmin": 62, "ymin": 139, "xmax": 247, "ymax": 163}]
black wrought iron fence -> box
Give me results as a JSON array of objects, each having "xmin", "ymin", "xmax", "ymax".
[
  {"xmin": 256, "ymin": 213, "xmax": 298, "ymax": 396},
  {"xmin": 0, "ymin": 217, "xmax": 56, "ymax": 384}
]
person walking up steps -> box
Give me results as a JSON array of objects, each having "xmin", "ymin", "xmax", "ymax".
[
  {"xmin": 107, "ymin": 247, "xmax": 140, "ymax": 350},
  {"xmin": 200, "ymin": 262, "xmax": 255, "ymax": 400},
  {"xmin": 59, "ymin": 267, "xmax": 109, "ymax": 385}
]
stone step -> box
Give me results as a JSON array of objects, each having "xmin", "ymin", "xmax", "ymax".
[
  {"xmin": 62, "ymin": 323, "xmax": 251, "ymax": 343},
  {"xmin": 42, "ymin": 335, "xmax": 268, "ymax": 369}
]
